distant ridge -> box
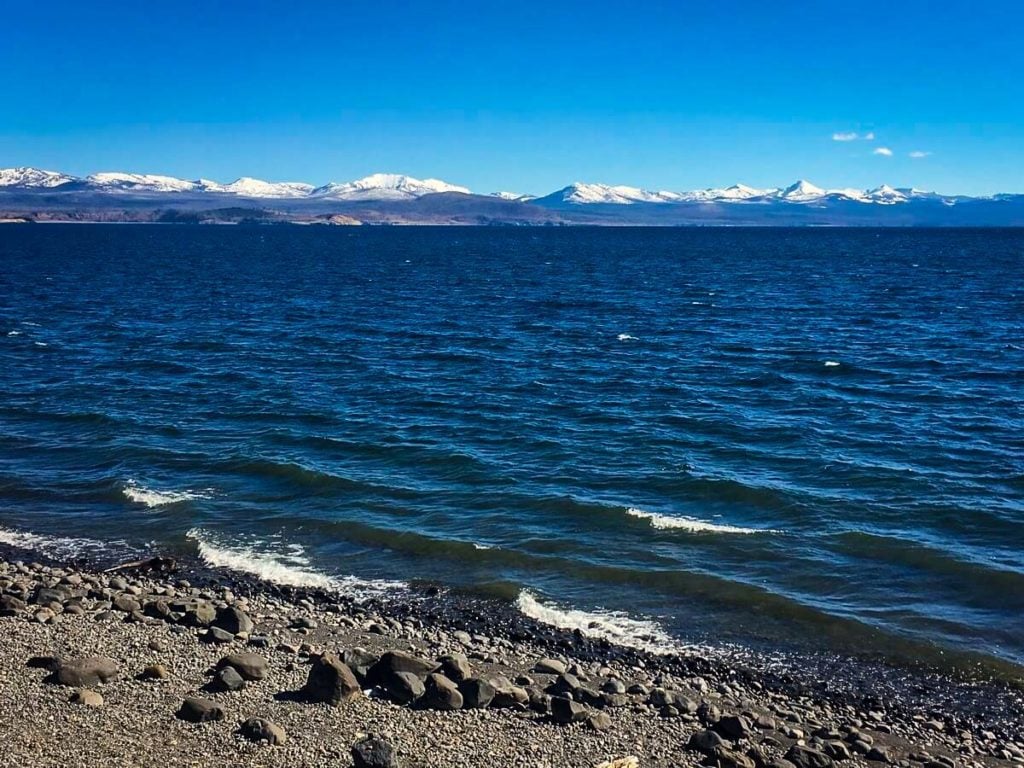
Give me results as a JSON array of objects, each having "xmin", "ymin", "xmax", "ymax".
[{"xmin": 1, "ymin": 166, "xmax": 1022, "ymax": 225}]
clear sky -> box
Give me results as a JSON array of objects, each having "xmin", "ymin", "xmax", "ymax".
[{"xmin": 2, "ymin": 1, "xmax": 1022, "ymax": 196}]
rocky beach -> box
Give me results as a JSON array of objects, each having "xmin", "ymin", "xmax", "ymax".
[{"xmin": 0, "ymin": 543, "xmax": 1020, "ymax": 768}]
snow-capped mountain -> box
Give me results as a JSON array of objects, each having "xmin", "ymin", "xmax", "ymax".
[
  {"xmin": 679, "ymin": 183, "xmax": 774, "ymax": 202},
  {"xmin": 311, "ymin": 173, "xmax": 470, "ymax": 200},
  {"xmin": 491, "ymin": 191, "xmax": 534, "ymax": 201},
  {"xmin": 218, "ymin": 177, "xmax": 315, "ymax": 198},
  {"xmin": 0, "ymin": 167, "xmax": 77, "ymax": 188},
  {"xmin": 87, "ymin": 172, "xmax": 205, "ymax": 193},
  {"xmin": 539, "ymin": 182, "xmax": 687, "ymax": 205}
]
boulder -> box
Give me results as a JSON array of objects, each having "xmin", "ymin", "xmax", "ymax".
[
  {"xmin": 458, "ymin": 677, "xmax": 495, "ymax": 709},
  {"xmin": 352, "ymin": 735, "xmax": 401, "ymax": 768},
  {"xmin": 341, "ymin": 648, "xmax": 378, "ymax": 684},
  {"xmin": 213, "ymin": 606, "xmax": 253, "ymax": 635},
  {"xmin": 785, "ymin": 745, "xmax": 835, "ymax": 768},
  {"xmin": 715, "ymin": 714, "xmax": 753, "ymax": 741},
  {"xmin": 56, "ymin": 657, "xmax": 119, "ymax": 687},
  {"xmin": 302, "ymin": 654, "xmax": 360, "ymax": 705},
  {"xmin": 368, "ymin": 651, "xmax": 438, "ymax": 684},
  {"xmin": 216, "ymin": 653, "xmax": 268, "ymax": 681},
  {"xmin": 203, "ymin": 626, "xmax": 235, "ymax": 644},
  {"xmin": 550, "ymin": 695, "xmax": 588, "ymax": 724},
  {"xmin": 177, "ymin": 697, "xmax": 225, "ymax": 723},
  {"xmin": 421, "ymin": 673, "xmax": 463, "ymax": 710},
  {"xmin": 588, "ymin": 712, "xmax": 612, "ymax": 731},
  {"xmin": 438, "ymin": 652, "xmax": 471, "ymax": 683},
  {"xmin": 384, "ymin": 671, "xmax": 425, "ymax": 704},
  {"xmin": 704, "ymin": 747, "xmax": 757, "ymax": 768},
  {"xmin": 214, "ymin": 665, "xmax": 245, "ymax": 692},
  {"xmin": 533, "ymin": 658, "xmax": 567, "ymax": 675},
  {"xmin": 140, "ymin": 663, "xmax": 169, "ymax": 680},
  {"xmin": 689, "ymin": 729, "xmax": 728, "ymax": 755},
  {"xmin": 239, "ymin": 717, "xmax": 286, "ymax": 745}
]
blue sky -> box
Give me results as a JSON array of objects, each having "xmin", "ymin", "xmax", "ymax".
[{"xmin": 2, "ymin": 1, "xmax": 1022, "ymax": 195}]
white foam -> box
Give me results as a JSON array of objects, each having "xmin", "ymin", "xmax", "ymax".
[
  {"xmin": 625, "ymin": 507, "xmax": 775, "ymax": 535},
  {"xmin": 472, "ymin": 542, "xmax": 492, "ymax": 550},
  {"xmin": 123, "ymin": 480, "xmax": 210, "ymax": 508},
  {"xmin": 0, "ymin": 526, "xmax": 116, "ymax": 558},
  {"xmin": 34, "ymin": 341, "xmax": 48, "ymax": 347},
  {"xmin": 516, "ymin": 590, "xmax": 681, "ymax": 655},
  {"xmin": 824, "ymin": 360, "xmax": 841, "ymax": 367},
  {"xmin": 617, "ymin": 333, "xmax": 638, "ymax": 341},
  {"xmin": 7, "ymin": 330, "xmax": 20, "ymax": 336},
  {"xmin": 186, "ymin": 528, "xmax": 404, "ymax": 599}
]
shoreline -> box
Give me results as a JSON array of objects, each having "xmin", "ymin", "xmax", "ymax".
[{"xmin": 1, "ymin": 540, "xmax": 1021, "ymax": 767}]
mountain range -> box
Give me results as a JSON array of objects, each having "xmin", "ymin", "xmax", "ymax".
[{"xmin": 2, "ymin": 167, "xmax": 1023, "ymax": 226}]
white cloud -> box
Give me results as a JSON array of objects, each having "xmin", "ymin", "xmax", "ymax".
[
  {"xmin": 863, "ymin": 132, "xmax": 875, "ymax": 141},
  {"xmin": 909, "ymin": 150, "xmax": 931, "ymax": 159},
  {"xmin": 873, "ymin": 147, "xmax": 894, "ymax": 157},
  {"xmin": 832, "ymin": 132, "xmax": 859, "ymax": 141}
]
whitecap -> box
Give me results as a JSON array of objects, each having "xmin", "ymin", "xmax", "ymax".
[
  {"xmin": 625, "ymin": 507, "xmax": 776, "ymax": 535},
  {"xmin": 617, "ymin": 333, "xmax": 638, "ymax": 341},
  {"xmin": 34, "ymin": 341, "xmax": 48, "ymax": 347},
  {"xmin": 472, "ymin": 542, "xmax": 492, "ymax": 550},
  {"xmin": 122, "ymin": 480, "xmax": 210, "ymax": 508},
  {"xmin": 516, "ymin": 590, "xmax": 681, "ymax": 655},
  {"xmin": 824, "ymin": 360, "xmax": 841, "ymax": 367},
  {"xmin": 7, "ymin": 330, "xmax": 21, "ymax": 336},
  {"xmin": 186, "ymin": 528, "xmax": 404, "ymax": 599},
  {"xmin": 0, "ymin": 526, "xmax": 121, "ymax": 559}
]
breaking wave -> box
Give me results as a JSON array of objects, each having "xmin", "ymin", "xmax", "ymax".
[
  {"xmin": 625, "ymin": 507, "xmax": 777, "ymax": 535},
  {"xmin": 123, "ymin": 480, "xmax": 211, "ymax": 508},
  {"xmin": 186, "ymin": 528, "xmax": 404, "ymax": 598},
  {"xmin": 516, "ymin": 590, "xmax": 681, "ymax": 655}
]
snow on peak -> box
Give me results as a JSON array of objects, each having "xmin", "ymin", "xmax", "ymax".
[
  {"xmin": 87, "ymin": 172, "xmax": 201, "ymax": 193},
  {"xmin": 312, "ymin": 173, "xmax": 470, "ymax": 200},
  {"xmin": 555, "ymin": 182, "xmax": 684, "ymax": 205},
  {"xmin": 220, "ymin": 177, "xmax": 314, "ymax": 198},
  {"xmin": 0, "ymin": 167, "xmax": 76, "ymax": 188},
  {"xmin": 777, "ymin": 180, "xmax": 827, "ymax": 201},
  {"xmin": 491, "ymin": 191, "xmax": 534, "ymax": 201}
]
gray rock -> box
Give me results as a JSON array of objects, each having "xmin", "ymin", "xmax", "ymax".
[
  {"xmin": 421, "ymin": 672, "xmax": 463, "ymax": 710},
  {"xmin": 352, "ymin": 735, "xmax": 401, "ymax": 768},
  {"xmin": 239, "ymin": 717, "xmax": 286, "ymax": 745},
  {"xmin": 785, "ymin": 745, "xmax": 835, "ymax": 768},
  {"xmin": 588, "ymin": 712, "xmax": 612, "ymax": 731},
  {"xmin": 866, "ymin": 747, "xmax": 892, "ymax": 763},
  {"xmin": 369, "ymin": 650, "xmax": 438, "ymax": 683},
  {"xmin": 177, "ymin": 697, "xmax": 225, "ymax": 723},
  {"xmin": 214, "ymin": 665, "xmax": 245, "ymax": 692},
  {"xmin": 384, "ymin": 671, "xmax": 425, "ymax": 704},
  {"xmin": 203, "ymin": 626, "xmax": 235, "ymax": 644},
  {"xmin": 216, "ymin": 652, "xmax": 267, "ymax": 681},
  {"xmin": 534, "ymin": 658, "xmax": 567, "ymax": 675},
  {"xmin": 550, "ymin": 695, "xmax": 588, "ymax": 724},
  {"xmin": 706, "ymin": 747, "xmax": 757, "ymax": 768},
  {"xmin": 56, "ymin": 657, "xmax": 118, "ymax": 687},
  {"xmin": 438, "ymin": 652, "xmax": 471, "ymax": 683},
  {"xmin": 689, "ymin": 729, "xmax": 728, "ymax": 755},
  {"xmin": 341, "ymin": 648, "xmax": 378, "ymax": 684},
  {"xmin": 140, "ymin": 663, "xmax": 169, "ymax": 680},
  {"xmin": 213, "ymin": 606, "xmax": 253, "ymax": 635},
  {"xmin": 302, "ymin": 654, "xmax": 360, "ymax": 705},
  {"xmin": 459, "ymin": 677, "xmax": 496, "ymax": 709},
  {"xmin": 112, "ymin": 594, "xmax": 141, "ymax": 613}
]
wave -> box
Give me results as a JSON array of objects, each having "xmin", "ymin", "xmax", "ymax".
[
  {"xmin": 824, "ymin": 360, "xmax": 841, "ymax": 367},
  {"xmin": 617, "ymin": 333, "xmax": 638, "ymax": 341},
  {"xmin": 516, "ymin": 590, "xmax": 680, "ymax": 655},
  {"xmin": 186, "ymin": 528, "xmax": 404, "ymax": 598},
  {"xmin": 7, "ymin": 330, "xmax": 21, "ymax": 336},
  {"xmin": 0, "ymin": 525, "xmax": 125, "ymax": 559},
  {"xmin": 123, "ymin": 480, "xmax": 211, "ymax": 508},
  {"xmin": 625, "ymin": 507, "xmax": 777, "ymax": 535}
]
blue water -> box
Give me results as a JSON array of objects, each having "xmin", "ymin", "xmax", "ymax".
[{"xmin": 1, "ymin": 225, "xmax": 1022, "ymax": 674}]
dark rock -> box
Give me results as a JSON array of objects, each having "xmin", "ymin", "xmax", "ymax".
[
  {"xmin": 302, "ymin": 654, "xmax": 360, "ymax": 705},
  {"xmin": 438, "ymin": 652, "xmax": 471, "ymax": 683},
  {"xmin": 341, "ymin": 648, "xmax": 378, "ymax": 684},
  {"xmin": 177, "ymin": 697, "xmax": 225, "ymax": 723},
  {"xmin": 699, "ymin": 701, "xmax": 723, "ymax": 724},
  {"xmin": 384, "ymin": 671, "xmax": 425, "ymax": 704},
  {"xmin": 421, "ymin": 672, "xmax": 463, "ymax": 710},
  {"xmin": 866, "ymin": 748, "xmax": 892, "ymax": 763},
  {"xmin": 368, "ymin": 651, "xmax": 438, "ymax": 684},
  {"xmin": 216, "ymin": 653, "xmax": 268, "ymax": 681},
  {"xmin": 716, "ymin": 714, "xmax": 753, "ymax": 741},
  {"xmin": 140, "ymin": 663, "xmax": 169, "ymax": 680},
  {"xmin": 184, "ymin": 601, "xmax": 216, "ymax": 627},
  {"xmin": 27, "ymin": 655, "xmax": 61, "ymax": 670},
  {"xmin": 203, "ymin": 626, "xmax": 235, "ymax": 644},
  {"xmin": 489, "ymin": 675, "xmax": 528, "ymax": 709},
  {"xmin": 214, "ymin": 665, "xmax": 245, "ymax": 692},
  {"xmin": 352, "ymin": 735, "xmax": 400, "ymax": 768},
  {"xmin": 785, "ymin": 745, "xmax": 835, "ymax": 768},
  {"xmin": 550, "ymin": 695, "xmax": 587, "ymax": 724},
  {"xmin": 459, "ymin": 677, "xmax": 495, "ymax": 709},
  {"xmin": 546, "ymin": 673, "xmax": 581, "ymax": 696},
  {"xmin": 588, "ymin": 711, "xmax": 612, "ymax": 731},
  {"xmin": 239, "ymin": 717, "xmax": 286, "ymax": 745},
  {"xmin": 32, "ymin": 586, "xmax": 70, "ymax": 606},
  {"xmin": 56, "ymin": 657, "xmax": 118, "ymax": 687},
  {"xmin": 601, "ymin": 678, "xmax": 627, "ymax": 694},
  {"xmin": 112, "ymin": 594, "xmax": 141, "ymax": 613},
  {"xmin": 689, "ymin": 730, "xmax": 728, "ymax": 755},
  {"xmin": 1, "ymin": 594, "xmax": 27, "ymax": 615},
  {"xmin": 213, "ymin": 606, "xmax": 253, "ymax": 635}
]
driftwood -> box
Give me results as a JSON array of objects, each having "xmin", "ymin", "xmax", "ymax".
[{"xmin": 102, "ymin": 556, "xmax": 178, "ymax": 574}]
